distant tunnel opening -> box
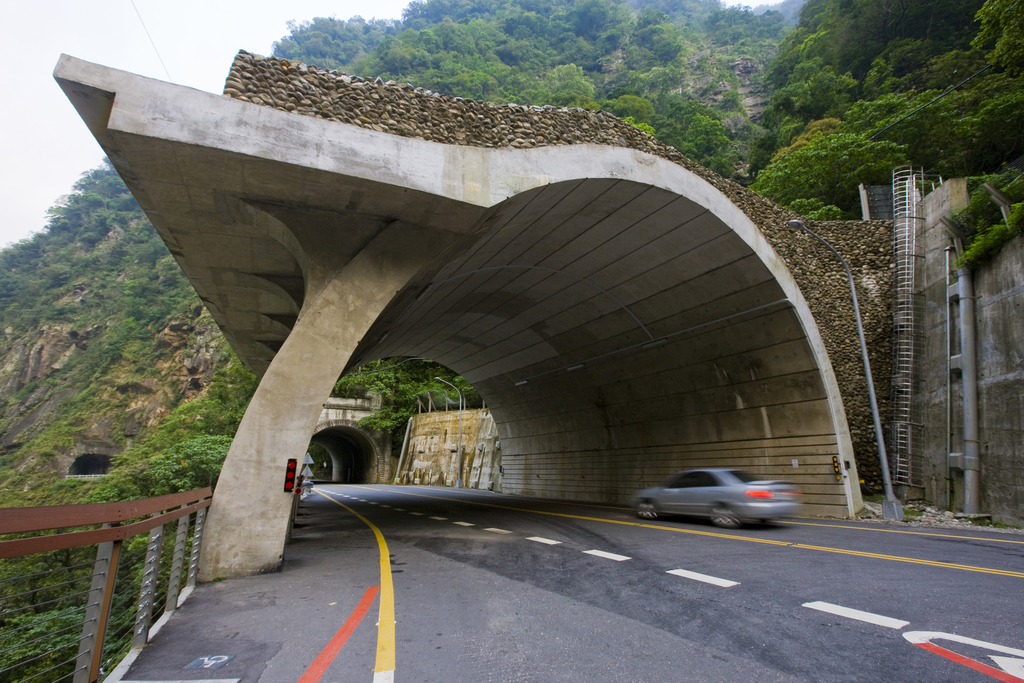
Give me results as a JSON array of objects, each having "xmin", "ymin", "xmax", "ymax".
[
  {"xmin": 69, "ymin": 453, "xmax": 112, "ymax": 476},
  {"xmin": 309, "ymin": 428, "xmax": 376, "ymax": 484}
]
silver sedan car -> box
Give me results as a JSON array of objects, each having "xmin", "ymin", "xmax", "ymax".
[{"xmin": 633, "ymin": 468, "xmax": 802, "ymax": 527}]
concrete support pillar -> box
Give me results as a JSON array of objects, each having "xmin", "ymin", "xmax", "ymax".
[{"xmin": 199, "ymin": 227, "xmax": 437, "ymax": 579}]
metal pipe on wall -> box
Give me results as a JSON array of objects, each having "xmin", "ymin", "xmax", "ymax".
[
  {"xmin": 944, "ymin": 247, "xmax": 953, "ymax": 511},
  {"xmin": 958, "ymin": 267, "xmax": 980, "ymax": 513}
]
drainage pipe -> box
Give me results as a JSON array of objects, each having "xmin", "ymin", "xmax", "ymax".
[
  {"xmin": 945, "ymin": 247, "xmax": 953, "ymax": 511},
  {"xmin": 958, "ymin": 267, "xmax": 980, "ymax": 513},
  {"xmin": 393, "ymin": 417, "xmax": 413, "ymax": 484}
]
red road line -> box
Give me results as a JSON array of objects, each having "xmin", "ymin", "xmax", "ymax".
[
  {"xmin": 297, "ymin": 586, "xmax": 380, "ymax": 683},
  {"xmin": 915, "ymin": 643, "xmax": 1024, "ymax": 682}
]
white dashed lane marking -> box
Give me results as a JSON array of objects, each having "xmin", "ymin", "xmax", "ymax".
[
  {"xmin": 802, "ymin": 601, "xmax": 909, "ymax": 629},
  {"xmin": 484, "ymin": 528, "xmax": 513, "ymax": 534},
  {"xmin": 394, "ymin": 508, "xmax": 405, "ymax": 511},
  {"xmin": 667, "ymin": 568, "xmax": 739, "ymax": 588},
  {"xmin": 430, "ymin": 516, "xmax": 448, "ymax": 521},
  {"xmin": 410, "ymin": 512, "xmax": 424, "ymax": 516},
  {"xmin": 453, "ymin": 522, "xmax": 475, "ymax": 527},
  {"xmin": 526, "ymin": 537, "xmax": 562, "ymax": 545},
  {"xmin": 583, "ymin": 550, "xmax": 631, "ymax": 562}
]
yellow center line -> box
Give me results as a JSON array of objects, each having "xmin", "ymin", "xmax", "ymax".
[
  {"xmin": 314, "ymin": 489, "xmax": 396, "ymax": 679},
  {"xmin": 355, "ymin": 485, "xmax": 1024, "ymax": 546},
  {"xmin": 779, "ymin": 519, "xmax": 1024, "ymax": 545},
  {"xmin": 358, "ymin": 486, "xmax": 1024, "ymax": 579}
]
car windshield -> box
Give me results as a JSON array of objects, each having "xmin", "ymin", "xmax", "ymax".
[{"xmin": 729, "ymin": 470, "xmax": 770, "ymax": 484}]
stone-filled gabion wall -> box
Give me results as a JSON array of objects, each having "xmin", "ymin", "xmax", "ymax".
[{"xmin": 223, "ymin": 50, "xmax": 894, "ymax": 495}]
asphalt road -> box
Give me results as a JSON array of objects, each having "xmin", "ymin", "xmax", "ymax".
[{"xmin": 122, "ymin": 484, "xmax": 1024, "ymax": 683}]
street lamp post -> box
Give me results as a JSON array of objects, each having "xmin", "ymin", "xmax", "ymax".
[
  {"xmin": 787, "ymin": 220, "xmax": 904, "ymax": 521},
  {"xmin": 435, "ymin": 377, "xmax": 464, "ymax": 488}
]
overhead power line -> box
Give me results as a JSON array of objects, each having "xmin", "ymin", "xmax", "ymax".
[
  {"xmin": 869, "ymin": 64, "xmax": 992, "ymax": 141},
  {"xmin": 131, "ymin": 0, "xmax": 174, "ymax": 84}
]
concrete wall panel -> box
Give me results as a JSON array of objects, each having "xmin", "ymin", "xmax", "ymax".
[{"xmin": 916, "ymin": 180, "xmax": 1024, "ymax": 522}]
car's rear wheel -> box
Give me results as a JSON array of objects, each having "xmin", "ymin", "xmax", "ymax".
[
  {"xmin": 636, "ymin": 500, "xmax": 658, "ymax": 519},
  {"xmin": 710, "ymin": 504, "xmax": 740, "ymax": 528}
]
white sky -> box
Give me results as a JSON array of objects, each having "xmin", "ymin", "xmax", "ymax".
[
  {"xmin": 1, "ymin": 0, "xmax": 750, "ymax": 249},
  {"xmin": 0, "ymin": 0, "xmax": 411, "ymax": 248}
]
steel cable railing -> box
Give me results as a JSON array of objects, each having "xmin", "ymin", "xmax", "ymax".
[{"xmin": 0, "ymin": 488, "xmax": 212, "ymax": 683}]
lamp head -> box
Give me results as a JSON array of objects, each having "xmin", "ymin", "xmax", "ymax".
[{"xmin": 787, "ymin": 219, "xmax": 806, "ymax": 231}]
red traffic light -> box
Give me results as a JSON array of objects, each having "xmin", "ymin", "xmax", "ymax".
[{"xmin": 284, "ymin": 458, "xmax": 298, "ymax": 492}]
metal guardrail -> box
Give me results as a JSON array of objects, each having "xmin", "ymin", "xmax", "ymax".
[{"xmin": 0, "ymin": 488, "xmax": 212, "ymax": 683}]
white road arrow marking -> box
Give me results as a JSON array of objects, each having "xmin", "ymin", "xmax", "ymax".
[{"xmin": 990, "ymin": 656, "xmax": 1024, "ymax": 678}]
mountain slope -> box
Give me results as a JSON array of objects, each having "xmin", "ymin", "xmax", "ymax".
[
  {"xmin": 273, "ymin": 0, "xmax": 799, "ymax": 177},
  {"xmin": 0, "ymin": 163, "xmax": 253, "ymax": 507}
]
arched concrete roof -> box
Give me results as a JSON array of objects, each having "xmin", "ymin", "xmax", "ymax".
[
  {"xmin": 346, "ymin": 170, "xmax": 852, "ymax": 514},
  {"xmin": 55, "ymin": 55, "xmax": 862, "ymax": 577}
]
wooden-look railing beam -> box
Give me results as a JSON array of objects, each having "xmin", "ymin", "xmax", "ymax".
[
  {"xmin": 0, "ymin": 487, "xmax": 212, "ymax": 535},
  {"xmin": 0, "ymin": 497, "xmax": 211, "ymax": 559}
]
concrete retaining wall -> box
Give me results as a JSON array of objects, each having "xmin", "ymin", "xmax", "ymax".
[
  {"xmin": 916, "ymin": 180, "xmax": 1024, "ymax": 523},
  {"xmin": 395, "ymin": 409, "xmax": 501, "ymax": 491}
]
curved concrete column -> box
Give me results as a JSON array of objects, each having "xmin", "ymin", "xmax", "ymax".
[{"xmin": 199, "ymin": 226, "xmax": 445, "ymax": 578}]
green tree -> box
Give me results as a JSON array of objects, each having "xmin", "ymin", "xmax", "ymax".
[
  {"xmin": 145, "ymin": 435, "xmax": 234, "ymax": 495},
  {"xmin": 604, "ymin": 94, "xmax": 655, "ymax": 122},
  {"xmin": 973, "ymin": 0, "xmax": 1024, "ymax": 74},
  {"xmin": 751, "ymin": 132, "xmax": 908, "ymax": 214},
  {"xmin": 546, "ymin": 63, "xmax": 596, "ymax": 103}
]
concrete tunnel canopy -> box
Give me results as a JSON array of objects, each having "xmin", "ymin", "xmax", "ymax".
[{"xmin": 56, "ymin": 53, "xmax": 866, "ymax": 578}]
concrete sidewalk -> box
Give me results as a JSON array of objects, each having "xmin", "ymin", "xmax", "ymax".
[{"xmin": 112, "ymin": 493, "xmax": 383, "ymax": 683}]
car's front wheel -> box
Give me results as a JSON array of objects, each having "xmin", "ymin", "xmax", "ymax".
[
  {"xmin": 710, "ymin": 504, "xmax": 740, "ymax": 529},
  {"xmin": 636, "ymin": 500, "xmax": 658, "ymax": 519}
]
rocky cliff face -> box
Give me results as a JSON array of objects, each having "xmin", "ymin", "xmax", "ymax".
[{"xmin": 0, "ymin": 308, "xmax": 226, "ymax": 484}]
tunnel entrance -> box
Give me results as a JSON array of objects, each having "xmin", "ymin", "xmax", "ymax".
[
  {"xmin": 309, "ymin": 427, "xmax": 378, "ymax": 484},
  {"xmin": 68, "ymin": 453, "xmax": 112, "ymax": 476}
]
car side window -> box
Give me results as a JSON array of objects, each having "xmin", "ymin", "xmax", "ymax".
[
  {"xmin": 669, "ymin": 472, "xmax": 701, "ymax": 488},
  {"xmin": 694, "ymin": 472, "xmax": 718, "ymax": 487}
]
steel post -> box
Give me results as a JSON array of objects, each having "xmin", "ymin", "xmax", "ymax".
[
  {"xmin": 164, "ymin": 506, "xmax": 190, "ymax": 615},
  {"xmin": 186, "ymin": 506, "xmax": 207, "ymax": 588},
  {"xmin": 74, "ymin": 526, "xmax": 123, "ymax": 683},
  {"xmin": 132, "ymin": 519, "xmax": 165, "ymax": 649}
]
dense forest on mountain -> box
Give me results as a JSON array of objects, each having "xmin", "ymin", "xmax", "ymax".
[
  {"xmin": 272, "ymin": 0, "xmax": 1022, "ymax": 223},
  {"xmin": 274, "ymin": 0, "xmax": 796, "ymax": 176},
  {"xmin": 749, "ymin": 0, "xmax": 1023, "ymax": 218}
]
